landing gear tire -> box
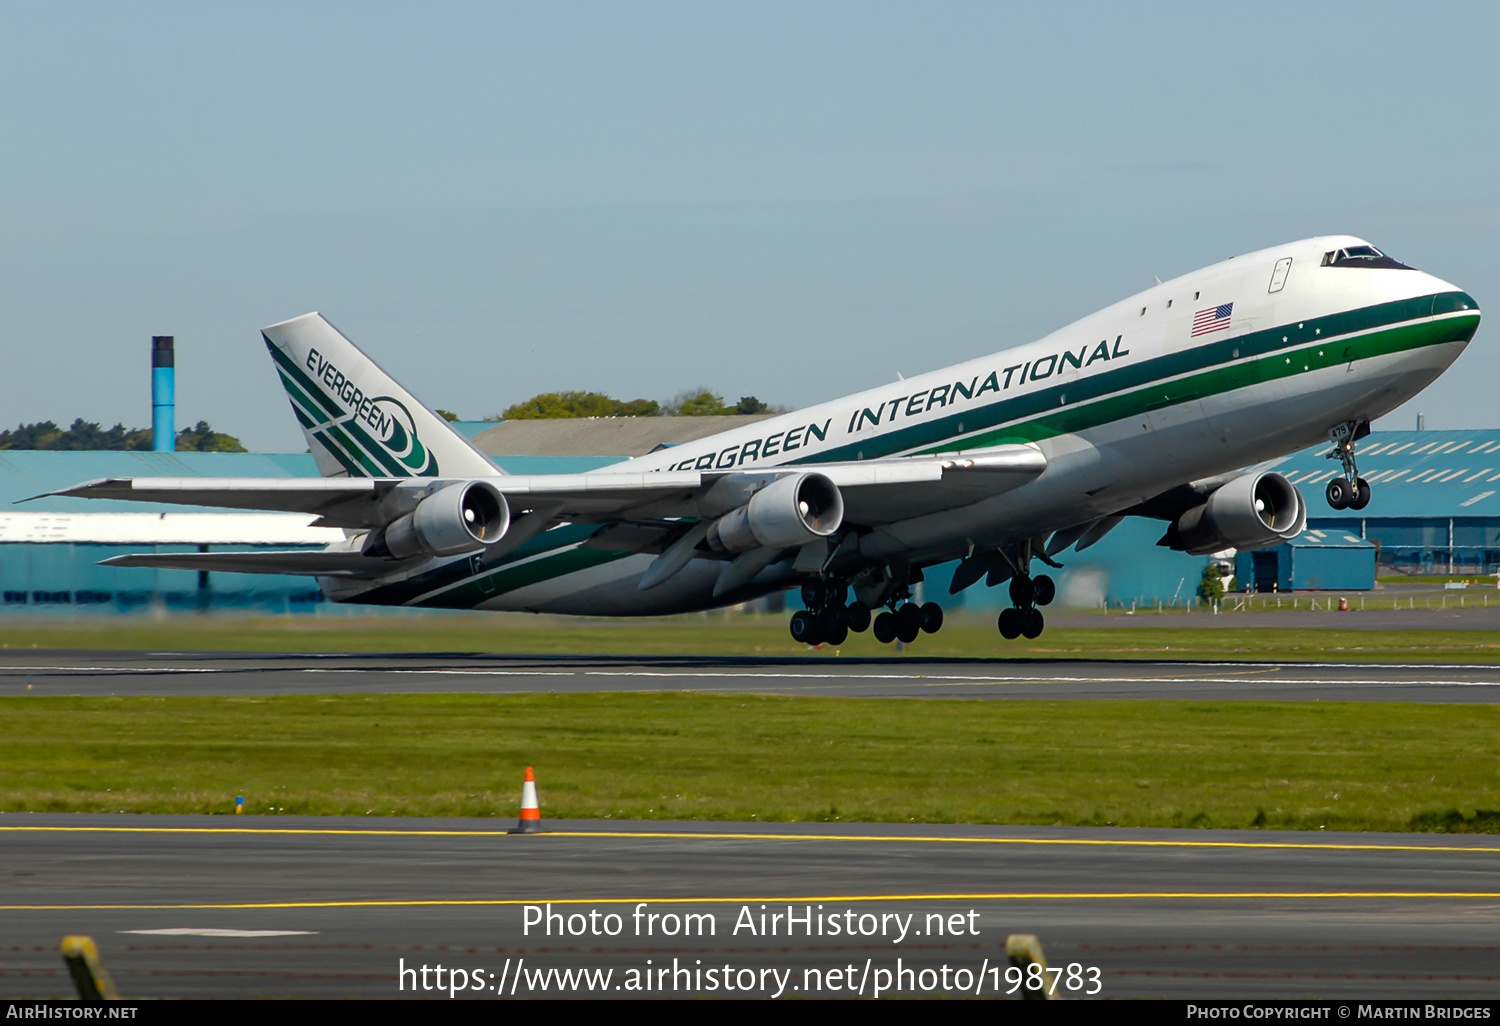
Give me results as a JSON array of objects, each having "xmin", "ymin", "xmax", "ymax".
[
  {"xmin": 823, "ymin": 618, "xmax": 849, "ymax": 647},
  {"xmin": 801, "ymin": 580, "xmax": 827, "ymax": 608},
  {"xmin": 1350, "ymin": 477, "xmax": 1372, "ymax": 510},
  {"xmin": 919, "ymin": 602, "xmax": 944, "ymax": 633},
  {"xmin": 1020, "ymin": 607, "xmax": 1045, "ymax": 640},
  {"xmin": 1032, "ymin": 574, "xmax": 1056, "ymax": 607},
  {"xmin": 1326, "ymin": 477, "xmax": 1351, "ymax": 510},
  {"xmin": 895, "ymin": 603, "xmax": 923, "ymax": 644},
  {"xmin": 845, "ymin": 602, "xmax": 872, "ymax": 633},
  {"xmin": 1009, "ymin": 575, "xmax": 1035, "ymax": 607},
  {"xmin": 998, "ymin": 607, "xmax": 1022, "ymax": 640},
  {"xmin": 789, "ymin": 609, "xmax": 817, "ymax": 644},
  {"xmin": 872, "ymin": 611, "xmax": 897, "ymax": 644}
]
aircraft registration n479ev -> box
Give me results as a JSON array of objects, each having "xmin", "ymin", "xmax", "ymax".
[{"xmin": 48, "ymin": 236, "xmax": 1480, "ymax": 645}]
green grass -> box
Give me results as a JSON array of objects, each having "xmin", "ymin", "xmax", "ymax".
[
  {"xmin": 2, "ymin": 693, "xmax": 1496, "ymax": 833},
  {"xmin": 5, "ymin": 613, "xmax": 1500, "ymax": 662}
]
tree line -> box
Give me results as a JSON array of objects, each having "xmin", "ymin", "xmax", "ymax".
[
  {"xmin": 468, "ymin": 389, "xmax": 779, "ymax": 421},
  {"xmin": 0, "ymin": 418, "xmax": 247, "ymax": 452}
]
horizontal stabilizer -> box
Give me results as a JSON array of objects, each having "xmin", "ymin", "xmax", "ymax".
[{"xmin": 98, "ymin": 550, "xmax": 410, "ymax": 578}]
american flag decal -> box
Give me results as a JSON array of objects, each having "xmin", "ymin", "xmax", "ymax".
[{"xmin": 1191, "ymin": 302, "xmax": 1233, "ymax": 337}]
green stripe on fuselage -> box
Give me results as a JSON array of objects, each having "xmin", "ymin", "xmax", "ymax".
[
  {"xmin": 940, "ymin": 312, "xmax": 1478, "ymax": 453},
  {"xmin": 353, "ymin": 523, "xmax": 613, "ymax": 606},
  {"xmin": 419, "ymin": 545, "xmax": 630, "ymax": 609},
  {"xmin": 795, "ymin": 292, "xmax": 1478, "ymax": 464}
]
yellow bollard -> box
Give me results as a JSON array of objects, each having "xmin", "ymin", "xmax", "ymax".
[{"xmin": 61, "ymin": 935, "xmax": 118, "ymax": 1000}]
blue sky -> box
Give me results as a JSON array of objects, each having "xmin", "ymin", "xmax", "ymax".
[{"xmin": 2, "ymin": 2, "xmax": 1496, "ymax": 450}]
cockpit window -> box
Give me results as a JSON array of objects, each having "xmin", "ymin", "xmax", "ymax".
[{"xmin": 1320, "ymin": 245, "xmax": 1414, "ymax": 270}]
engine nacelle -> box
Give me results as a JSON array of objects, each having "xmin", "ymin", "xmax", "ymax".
[
  {"xmin": 364, "ymin": 480, "xmax": 510, "ymax": 560},
  {"xmin": 1168, "ymin": 471, "xmax": 1305, "ymax": 556},
  {"xmin": 705, "ymin": 472, "xmax": 844, "ymax": 554}
]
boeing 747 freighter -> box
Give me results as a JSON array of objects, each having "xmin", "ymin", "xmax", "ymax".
[{"xmin": 48, "ymin": 237, "xmax": 1480, "ymax": 644}]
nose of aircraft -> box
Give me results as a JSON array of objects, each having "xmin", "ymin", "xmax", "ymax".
[{"xmin": 1432, "ymin": 282, "xmax": 1481, "ymax": 326}]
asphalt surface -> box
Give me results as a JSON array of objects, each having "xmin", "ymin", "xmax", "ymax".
[
  {"xmin": 2, "ymin": 815, "xmax": 1496, "ymax": 1000},
  {"xmin": 4, "ymin": 650, "xmax": 1500, "ymax": 701}
]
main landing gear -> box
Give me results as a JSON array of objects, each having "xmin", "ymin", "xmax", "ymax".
[
  {"xmin": 997, "ymin": 571, "xmax": 1054, "ymax": 640},
  {"xmin": 788, "ymin": 579, "xmax": 858, "ymax": 646},
  {"xmin": 1325, "ymin": 421, "xmax": 1371, "ymax": 511},
  {"xmin": 871, "ymin": 599, "xmax": 943, "ymax": 646},
  {"xmin": 787, "ymin": 577, "xmax": 943, "ymax": 647}
]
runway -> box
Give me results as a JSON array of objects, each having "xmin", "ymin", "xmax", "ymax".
[
  {"xmin": 2, "ymin": 815, "xmax": 1497, "ymax": 999},
  {"xmin": 3, "ymin": 650, "xmax": 1500, "ymax": 701}
]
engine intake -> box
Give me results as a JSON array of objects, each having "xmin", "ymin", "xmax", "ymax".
[
  {"xmin": 364, "ymin": 480, "xmax": 510, "ymax": 560},
  {"xmin": 705, "ymin": 472, "xmax": 843, "ymax": 554},
  {"xmin": 1166, "ymin": 471, "xmax": 1305, "ymax": 556}
]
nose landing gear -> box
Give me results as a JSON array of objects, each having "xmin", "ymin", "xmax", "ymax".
[{"xmin": 1325, "ymin": 421, "xmax": 1371, "ymax": 511}]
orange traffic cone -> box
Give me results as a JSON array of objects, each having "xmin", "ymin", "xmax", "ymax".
[{"xmin": 511, "ymin": 766, "xmax": 542, "ymax": 834}]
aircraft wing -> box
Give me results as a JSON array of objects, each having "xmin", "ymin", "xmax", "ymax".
[
  {"xmin": 40, "ymin": 445, "xmax": 1045, "ymax": 528},
  {"xmin": 37, "ymin": 477, "xmax": 392, "ymax": 526},
  {"xmin": 98, "ymin": 549, "xmax": 407, "ymax": 578}
]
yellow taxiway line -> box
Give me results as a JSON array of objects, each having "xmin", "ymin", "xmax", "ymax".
[
  {"xmin": 2, "ymin": 825, "xmax": 1498, "ymax": 856},
  {"xmin": 5, "ymin": 892, "xmax": 1500, "ymax": 911}
]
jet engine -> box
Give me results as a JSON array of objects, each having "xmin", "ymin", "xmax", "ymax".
[
  {"xmin": 363, "ymin": 480, "xmax": 510, "ymax": 559},
  {"xmin": 705, "ymin": 471, "xmax": 844, "ymax": 554},
  {"xmin": 1165, "ymin": 471, "xmax": 1304, "ymax": 555}
]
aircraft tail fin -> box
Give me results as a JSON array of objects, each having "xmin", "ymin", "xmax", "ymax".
[{"xmin": 261, "ymin": 313, "xmax": 500, "ymax": 479}]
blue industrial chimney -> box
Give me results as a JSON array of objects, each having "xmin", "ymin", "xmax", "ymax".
[{"xmin": 151, "ymin": 336, "xmax": 175, "ymax": 452}]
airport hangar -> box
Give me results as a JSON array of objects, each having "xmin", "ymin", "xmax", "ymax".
[{"xmin": 2, "ymin": 423, "xmax": 1498, "ymax": 617}]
